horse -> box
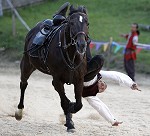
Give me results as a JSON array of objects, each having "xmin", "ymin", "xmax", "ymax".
[{"xmin": 15, "ymin": 5, "xmax": 89, "ymax": 132}]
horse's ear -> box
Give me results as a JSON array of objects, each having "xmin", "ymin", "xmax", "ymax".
[
  {"xmin": 70, "ymin": 5, "xmax": 74, "ymax": 12},
  {"xmin": 69, "ymin": 5, "xmax": 77, "ymax": 15},
  {"xmin": 78, "ymin": 6, "xmax": 87, "ymax": 15},
  {"xmin": 83, "ymin": 7, "xmax": 87, "ymax": 15}
]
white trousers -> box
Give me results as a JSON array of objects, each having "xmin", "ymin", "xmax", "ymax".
[{"xmin": 85, "ymin": 96, "xmax": 117, "ymax": 125}]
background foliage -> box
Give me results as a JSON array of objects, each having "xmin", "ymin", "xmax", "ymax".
[{"xmin": 0, "ymin": 0, "xmax": 149, "ymax": 73}]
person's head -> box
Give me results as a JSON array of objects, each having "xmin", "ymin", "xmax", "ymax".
[
  {"xmin": 131, "ymin": 23, "xmax": 140, "ymax": 35},
  {"xmin": 98, "ymin": 80, "xmax": 107, "ymax": 93}
]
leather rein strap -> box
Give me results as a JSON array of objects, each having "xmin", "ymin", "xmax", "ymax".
[
  {"xmin": 58, "ymin": 13, "xmax": 88, "ymax": 85},
  {"xmin": 58, "ymin": 28, "xmax": 86, "ymax": 85}
]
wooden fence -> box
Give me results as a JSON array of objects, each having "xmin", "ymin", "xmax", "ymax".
[
  {"xmin": 1, "ymin": 0, "xmax": 44, "ymax": 10},
  {"xmin": 0, "ymin": 0, "xmax": 2, "ymax": 16}
]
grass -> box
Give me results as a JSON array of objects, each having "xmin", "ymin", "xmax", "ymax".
[{"xmin": 0, "ymin": 0, "xmax": 150, "ymax": 73}]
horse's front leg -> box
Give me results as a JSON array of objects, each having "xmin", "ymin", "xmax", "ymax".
[
  {"xmin": 70, "ymin": 79, "xmax": 84, "ymax": 114},
  {"xmin": 52, "ymin": 79, "xmax": 75, "ymax": 132}
]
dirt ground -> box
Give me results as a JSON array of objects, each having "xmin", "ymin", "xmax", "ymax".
[{"xmin": 0, "ymin": 62, "xmax": 150, "ymax": 136}]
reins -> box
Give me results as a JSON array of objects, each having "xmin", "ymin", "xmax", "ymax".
[
  {"xmin": 58, "ymin": 29, "xmax": 86, "ymax": 85},
  {"xmin": 58, "ymin": 12, "xmax": 88, "ymax": 85}
]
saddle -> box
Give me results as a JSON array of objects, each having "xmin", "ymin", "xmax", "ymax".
[{"xmin": 28, "ymin": 25, "xmax": 62, "ymax": 62}]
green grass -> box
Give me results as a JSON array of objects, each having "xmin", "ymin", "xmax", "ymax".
[{"xmin": 0, "ymin": 0, "xmax": 150, "ymax": 72}]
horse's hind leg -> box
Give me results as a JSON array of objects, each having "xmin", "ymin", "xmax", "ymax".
[{"xmin": 15, "ymin": 55, "xmax": 35, "ymax": 120}]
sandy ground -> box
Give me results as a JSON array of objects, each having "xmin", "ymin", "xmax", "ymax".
[{"xmin": 0, "ymin": 62, "xmax": 150, "ymax": 136}]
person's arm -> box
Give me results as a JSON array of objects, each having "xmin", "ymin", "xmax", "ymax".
[
  {"xmin": 120, "ymin": 34, "xmax": 129, "ymax": 39},
  {"xmin": 100, "ymin": 70, "xmax": 140, "ymax": 90},
  {"xmin": 132, "ymin": 36, "xmax": 150, "ymax": 49},
  {"xmin": 133, "ymin": 42, "xmax": 149, "ymax": 47}
]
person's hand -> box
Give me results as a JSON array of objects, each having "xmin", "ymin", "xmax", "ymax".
[
  {"xmin": 120, "ymin": 34, "xmax": 126, "ymax": 37},
  {"xmin": 98, "ymin": 80, "xmax": 107, "ymax": 93},
  {"xmin": 131, "ymin": 83, "xmax": 141, "ymax": 91}
]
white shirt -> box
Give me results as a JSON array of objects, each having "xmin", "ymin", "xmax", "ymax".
[
  {"xmin": 100, "ymin": 70, "xmax": 135, "ymax": 87},
  {"xmin": 127, "ymin": 32, "xmax": 138, "ymax": 45},
  {"xmin": 133, "ymin": 36, "xmax": 138, "ymax": 45},
  {"xmin": 84, "ymin": 70, "xmax": 135, "ymax": 87}
]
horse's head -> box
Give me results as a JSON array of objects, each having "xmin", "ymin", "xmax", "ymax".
[{"xmin": 67, "ymin": 5, "xmax": 89, "ymax": 55}]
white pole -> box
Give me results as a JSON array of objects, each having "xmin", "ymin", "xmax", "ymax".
[
  {"xmin": 6, "ymin": 0, "xmax": 31, "ymax": 31},
  {"xmin": 0, "ymin": 0, "xmax": 3, "ymax": 16},
  {"xmin": 12, "ymin": 10, "xmax": 16, "ymax": 36}
]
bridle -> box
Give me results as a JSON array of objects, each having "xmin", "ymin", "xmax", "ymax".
[
  {"xmin": 58, "ymin": 12, "xmax": 89, "ymax": 84},
  {"xmin": 63, "ymin": 12, "xmax": 88, "ymax": 50}
]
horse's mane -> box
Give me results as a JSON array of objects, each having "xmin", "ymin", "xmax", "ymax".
[{"xmin": 69, "ymin": 5, "xmax": 87, "ymax": 15}]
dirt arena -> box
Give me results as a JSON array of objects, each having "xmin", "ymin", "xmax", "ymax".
[{"xmin": 0, "ymin": 62, "xmax": 150, "ymax": 136}]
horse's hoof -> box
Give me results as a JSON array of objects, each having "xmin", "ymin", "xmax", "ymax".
[
  {"xmin": 15, "ymin": 109, "xmax": 23, "ymax": 121},
  {"xmin": 66, "ymin": 123, "xmax": 75, "ymax": 133},
  {"xmin": 67, "ymin": 128, "xmax": 75, "ymax": 133}
]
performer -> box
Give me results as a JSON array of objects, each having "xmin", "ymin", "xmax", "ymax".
[
  {"xmin": 82, "ymin": 70, "xmax": 140, "ymax": 126},
  {"xmin": 120, "ymin": 23, "xmax": 140, "ymax": 81}
]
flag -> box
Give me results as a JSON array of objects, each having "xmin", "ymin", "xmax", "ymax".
[
  {"xmin": 103, "ymin": 43, "xmax": 109, "ymax": 52},
  {"xmin": 114, "ymin": 45, "xmax": 122, "ymax": 53},
  {"xmin": 111, "ymin": 41, "xmax": 120, "ymax": 47},
  {"xmin": 95, "ymin": 43, "xmax": 102, "ymax": 51},
  {"xmin": 90, "ymin": 43, "xmax": 94, "ymax": 49},
  {"xmin": 136, "ymin": 48, "xmax": 142, "ymax": 54},
  {"xmin": 122, "ymin": 47, "xmax": 126, "ymax": 54}
]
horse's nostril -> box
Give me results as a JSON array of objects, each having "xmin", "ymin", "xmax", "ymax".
[{"xmin": 77, "ymin": 41, "xmax": 86, "ymax": 53}]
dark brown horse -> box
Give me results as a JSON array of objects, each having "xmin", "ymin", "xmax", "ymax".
[{"xmin": 15, "ymin": 5, "xmax": 89, "ymax": 132}]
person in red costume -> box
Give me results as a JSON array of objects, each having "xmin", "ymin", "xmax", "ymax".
[{"xmin": 120, "ymin": 23, "xmax": 140, "ymax": 81}]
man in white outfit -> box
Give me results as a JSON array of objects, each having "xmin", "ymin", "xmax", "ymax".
[{"xmin": 82, "ymin": 70, "xmax": 139, "ymax": 126}]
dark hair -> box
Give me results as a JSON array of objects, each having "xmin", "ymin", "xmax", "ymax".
[{"xmin": 133, "ymin": 23, "xmax": 140, "ymax": 36}]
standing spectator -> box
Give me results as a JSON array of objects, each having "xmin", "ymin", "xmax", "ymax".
[{"xmin": 120, "ymin": 23, "xmax": 140, "ymax": 81}]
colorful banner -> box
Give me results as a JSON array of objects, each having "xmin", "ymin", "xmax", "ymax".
[{"xmin": 89, "ymin": 41, "xmax": 150, "ymax": 54}]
